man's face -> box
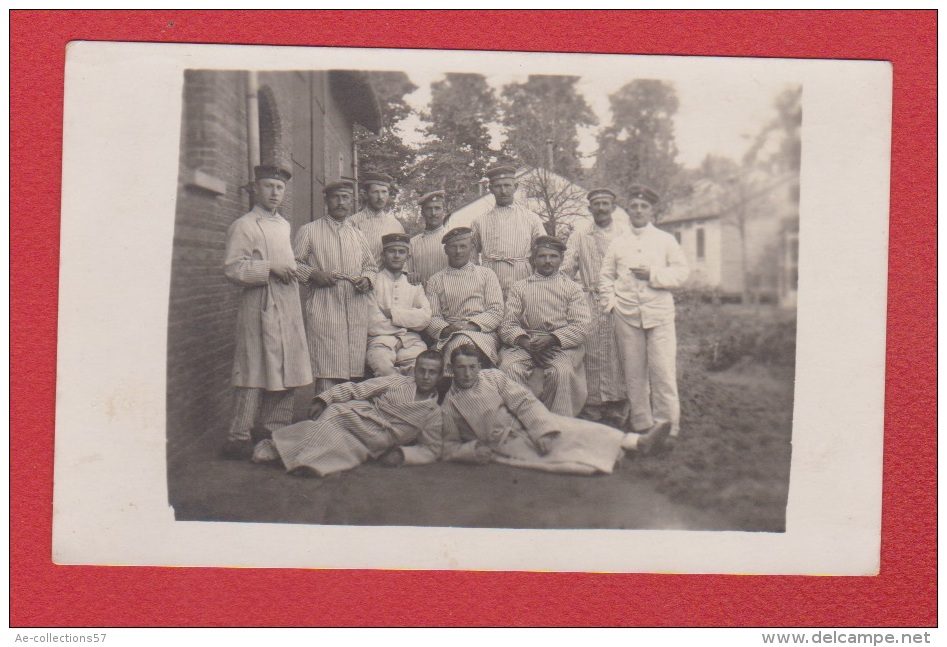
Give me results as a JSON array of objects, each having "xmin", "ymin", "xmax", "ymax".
[
  {"xmin": 255, "ymin": 179, "xmax": 286, "ymax": 212},
  {"xmin": 382, "ymin": 245, "xmax": 409, "ymax": 273},
  {"xmin": 367, "ymin": 184, "xmax": 390, "ymax": 211},
  {"xmin": 532, "ymin": 247, "xmax": 563, "ymax": 277},
  {"xmin": 627, "ymin": 198, "xmax": 654, "ymax": 228},
  {"xmin": 422, "ymin": 203, "xmax": 446, "ymax": 230},
  {"xmin": 327, "ymin": 190, "xmax": 353, "ymax": 221},
  {"xmin": 444, "ymin": 236, "xmax": 473, "ymax": 268},
  {"xmin": 589, "ymin": 197, "xmax": 615, "ymax": 227},
  {"xmin": 452, "ymin": 355, "xmax": 481, "ymax": 389},
  {"xmin": 413, "ymin": 357, "xmax": 444, "ymax": 395},
  {"xmin": 489, "ymin": 178, "xmax": 517, "ymax": 207}
]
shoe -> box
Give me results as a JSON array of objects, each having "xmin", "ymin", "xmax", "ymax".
[
  {"xmin": 220, "ymin": 438, "xmax": 255, "ymax": 461},
  {"xmin": 251, "ymin": 439, "xmax": 280, "ymax": 463},
  {"xmin": 635, "ymin": 421, "xmax": 672, "ymax": 456}
]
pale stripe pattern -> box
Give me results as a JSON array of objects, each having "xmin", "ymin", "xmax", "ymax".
[
  {"xmin": 227, "ymin": 387, "xmax": 295, "ymax": 442},
  {"xmin": 350, "ymin": 208, "xmax": 405, "ymax": 265},
  {"xmin": 406, "ymin": 224, "xmax": 449, "ymax": 287},
  {"xmin": 425, "ymin": 263, "xmax": 504, "ymax": 366},
  {"xmin": 471, "ymin": 204, "xmax": 546, "ymax": 297}
]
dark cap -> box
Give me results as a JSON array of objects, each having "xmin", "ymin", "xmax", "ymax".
[
  {"xmin": 533, "ymin": 235, "xmax": 567, "ymax": 254},
  {"xmin": 441, "ymin": 227, "xmax": 474, "ymax": 245},
  {"xmin": 381, "ymin": 233, "xmax": 411, "ymax": 250},
  {"xmin": 484, "ymin": 165, "xmax": 517, "ymax": 181},
  {"xmin": 254, "ymin": 164, "xmax": 292, "ymax": 183},
  {"xmin": 361, "ymin": 171, "xmax": 393, "ymax": 188},
  {"xmin": 418, "ymin": 190, "xmax": 446, "ymax": 206},
  {"xmin": 628, "ymin": 184, "xmax": 660, "ymax": 205},
  {"xmin": 323, "ymin": 179, "xmax": 356, "ymax": 195},
  {"xmin": 587, "ymin": 187, "xmax": 617, "ymax": 202}
]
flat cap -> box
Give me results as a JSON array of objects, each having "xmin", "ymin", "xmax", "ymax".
[
  {"xmin": 627, "ymin": 184, "xmax": 660, "ymax": 205},
  {"xmin": 484, "ymin": 165, "xmax": 517, "ymax": 181},
  {"xmin": 587, "ymin": 187, "xmax": 617, "ymax": 202},
  {"xmin": 381, "ymin": 233, "xmax": 411, "ymax": 249},
  {"xmin": 441, "ymin": 227, "xmax": 474, "ymax": 245},
  {"xmin": 323, "ymin": 179, "xmax": 356, "ymax": 195},
  {"xmin": 533, "ymin": 235, "xmax": 567, "ymax": 254},
  {"xmin": 361, "ymin": 171, "xmax": 393, "ymax": 187},
  {"xmin": 418, "ymin": 190, "xmax": 446, "ymax": 206},
  {"xmin": 254, "ymin": 164, "xmax": 292, "ymax": 183}
]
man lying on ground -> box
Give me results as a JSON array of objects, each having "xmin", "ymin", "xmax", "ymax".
[{"xmin": 251, "ymin": 350, "xmax": 446, "ymax": 477}]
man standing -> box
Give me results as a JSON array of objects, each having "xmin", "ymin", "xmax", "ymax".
[
  {"xmin": 561, "ymin": 188, "xmax": 629, "ymax": 425},
  {"xmin": 425, "ymin": 227, "xmax": 504, "ymax": 369},
  {"xmin": 293, "ymin": 179, "xmax": 377, "ymax": 395},
  {"xmin": 471, "ymin": 165, "xmax": 545, "ymax": 299},
  {"xmin": 600, "ymin": 185, "xmax": 690, "ymax": 439},
  {"xmin": 406, "ymin": 190, "xmax": 450, "ymax": 287},
  {"xmin": 221, "ymin": 165, "xmax": 312, "ymax": 459},
  {"xmin": 366, "ymin": 233, "xmax": 432, "ymax": 377},
  {"xmin": 350, "ymin": 171, "xmax": 405, "ymax": 264},
  {"xmin": 500, "ymin": 236, "xmax": 591, "ymax": 417}
]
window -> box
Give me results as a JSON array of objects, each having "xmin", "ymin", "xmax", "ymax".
[{"xmin": 696, "ymin": 227, "xmax": 705, "ymax": 260}]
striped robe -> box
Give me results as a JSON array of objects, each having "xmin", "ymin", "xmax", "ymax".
[
  {"xmin": 561, "ymin": 220, "xmax": 628, "ymax": 406},
  {"xmin": 441, "ymin": 369, "xmax": 624, "ymax": 475},
  {"xmin": 293, "ymin": 217, "xmax": 377, "ymax": 380},
  {"xmin": 349, "ymin": 208, "xmax": 405, "ymax": 265},
  {"xmin": 425, "ymin": 262, "xmax": 504, "ymax": 367},
  {"xmin": 271, "ymin": 375, "xmax": 443, "ymax": 476},
  {"xmin": 224, "ymin": 206, "xmax": 312, "ymax": 390},
  {"xmin": 499, "ymin": 271, "xmax": 591, "ymax": 416},
  {"xmin": 406, "ymin": 224, "xmax": 449, "ymax": 288},
  {"xmin": 471, "ymin": 204, "xmax": 545, "ymax": 298}
]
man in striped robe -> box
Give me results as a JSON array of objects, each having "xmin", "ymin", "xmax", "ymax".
[
  {"xmin": 251, "ymin": 350, "xmax": 446, "ymax": 476},
  {"xmin": 471, "ymin": 165, "xmax": 546, "ymax": 300},
  {"xmin": 221, "ymin": 165, "xmax": 313, "ymax": 460},
  {"xmin": 500, "ymin": 236, "xmax": 592, "ymax": 417},
  {"xmin": 349, "ymin": 171, "xmax": 405, "ymax": 265},
  {"xmin": 406, "ymin": 190, "xmax": 450, "ymax": 288},
  {"xmin": 293, "ymin": 179, "xmax": 377, "ymax": 395},
  {"xmin": 366, "ymin": 233, "xmax": 432, "ymax": 377},
  {"xmin": 561, "ymin": 188, "xmax": 629, "ymax": 425},
  {"xmin": 425, "ymin": 227, "xmax": 504, "ymax": 370},
  {"xmin": 439, "ymin": 345, "xmax": 672, "ymax": 475}
]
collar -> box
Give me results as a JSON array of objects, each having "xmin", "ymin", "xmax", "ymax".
[
  {"xmin": 528, "ymin": 270, "xmax": 560, "ymax": 281},
  {"xmin": 252, "ymin": 205, "xmax": 281, "ymax": 219},
  {"xmin": 421, "ymin": 224, "xmax": 447, "ymax": 237},
  {"xmin": 324, "ymin": 215, "xmax": 350, "ymax": 229},
  {"xmin": 446, "ymin": 262, "xmax": 475, "ymax": 273},
  {"xmin": 630, "ymin": 222, "xmax": 653, "ymax": 236},
  {"xmin": 380, "ymin": 268, "xmax": 406, "ymax": 281}
]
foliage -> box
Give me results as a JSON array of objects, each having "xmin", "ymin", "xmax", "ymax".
[{"xmin": 690, "ymin": 307, "xmax": 797, "ymax": 371}]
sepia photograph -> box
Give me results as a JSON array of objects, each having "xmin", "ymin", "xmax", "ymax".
[{"xmin": 53, "ymin": 41, "xmax": 891, "ymax": 574}]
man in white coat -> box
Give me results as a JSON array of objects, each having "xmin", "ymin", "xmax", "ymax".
[
  {"xmin": 599, "ymin": 184, "xmax": 690, "ymax": 440},
  {"xmin": 221, "ymin": 164, "xmax": 312, "ymax": 460}
]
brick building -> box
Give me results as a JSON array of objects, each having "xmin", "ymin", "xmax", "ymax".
[{"xmin": 167, "ymin": 70, "xmax": 381, "ymax": 459}]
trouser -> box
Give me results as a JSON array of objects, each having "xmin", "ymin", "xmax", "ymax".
[
  {"xmin": 366, "ymin": 334, "xmax": 428, "ymax": 376},
  {"xmin": 613, "ymin": 316, "xmax": 680, "ymax": 436},
  {"xmin": 500, "ymin": 345, "xmax": 588, "ymax": 417},
  {"xmin": 227, "ymin": 387, "xmax": 295, "ymax": 442}
]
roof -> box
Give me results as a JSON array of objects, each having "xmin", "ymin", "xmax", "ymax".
[
  {"xmin": 328, "ymin": 70, "xmax": 383, "ymax": 134},
  {"xmin": 660, "ymin": 179, "xmax": 728, "ymax": 225}
]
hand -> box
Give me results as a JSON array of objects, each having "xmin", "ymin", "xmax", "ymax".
[
  {"xmin": 353, "ymin": 277, "xmax": 372, "ymax": 293},
  {"xmin": 473, "ymin": 442, "xmax": 495, "ymax": 465},
  {"xmin": 270, "ymin": 262, "xmax": 295, "ymax": 284},
  {"xmin": 308, "ymin": 400, "xmax": 326, "ymax": 420},
  {"xmin": 441, "ymin": 323, "xmax": 463, "ymax": 339},
  {"xmin": 534, "ymin": 431, "xmax": 560, "ymax": 456},
  {"xmin": 631, "ymin": 265, "xmax": 651, "ymax": 281},
  {"xmin": 461, "ymin": 322, "xmax": 481, "ymax": 332},
  {"xmin": 528, "ymin": 333, "xmax": 557, "ymax": 354},
  {"xmin": 309, "ymin": 269, "xmax": 337, "ymax": 288},
  {"xmin": 378, "ymin": 448, "xmax": 405, "ymax": 467}
]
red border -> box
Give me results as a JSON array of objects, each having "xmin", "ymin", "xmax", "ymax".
[{"xmin": 11, "ymin": 10, "xmax": 936, "ymax": 627}]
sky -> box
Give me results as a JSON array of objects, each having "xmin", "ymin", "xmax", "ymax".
[{"xmin": 398, "ymin": 70, "xmax": 794, "ymax": 170}]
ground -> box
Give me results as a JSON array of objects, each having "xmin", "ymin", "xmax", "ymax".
[{"xmin": 168, "ymin": 303, "xmax": 794, "ymax": 532}]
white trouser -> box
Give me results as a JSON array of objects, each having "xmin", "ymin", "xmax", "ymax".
[{"xmin": 613, "ymin": 316, "xmax": 680, "ymax": 436}]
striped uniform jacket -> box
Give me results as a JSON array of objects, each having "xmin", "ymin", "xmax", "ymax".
[
  {"xmin": 224, "ymin": 206, "xmax": 312, "ymax": 390},
  {"xmin": 425, "ymin": 262, "xmax": 504, "ymax": 366},
  {"xmin": 499, "ymin": 271, "xmax": 592, "ymax": 416},
  {"xmin": 270, "ymin": 375, "xmax": 444, "ymax": 476},
  {"xmin": 441, "ymin": 369, "xmax": 624, "ymax": 475},
  {"xmin": 293, "ymin": 216, "xmax": 377, "ymax": 380},
  {"xmin": 561, "ymin": 220, "xmax": 629, "ymax": 405},
  {"xmin": 349, "ymin": 208, "xmax": 405, "ymax": 266},
  {"xmin": 406, "ymin": 224, "xmax": 449, "ymax": 288},
  {"xmin": 471, "ymin": 204, "xmax": 545, "ymax": 298}
]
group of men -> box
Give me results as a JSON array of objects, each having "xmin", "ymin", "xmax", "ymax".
[{"xmin": 221, "ymin": 162, "xmax": 689, "ymax": 477}]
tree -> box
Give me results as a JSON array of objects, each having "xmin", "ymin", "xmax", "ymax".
[
  {"xmin": 500, "ymin": 75, "xmax": 597, "ymax": 181},
  {"xmin": 515, "ymin": 168, "xmax": 591, "ymax": 239},
  {"xmin": 743, "ymin": 85, "xmax": 802, "ymax": 174},
  {"xmin": 593, "ymin": 79, "xmax": 683, "ymax": 210},
  {"xmin": 410, "ymin": 73, "xmax": 500, "ymax": 207}
]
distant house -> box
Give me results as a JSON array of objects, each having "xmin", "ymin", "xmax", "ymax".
[
  {"xmin": 167, "ymin": 70, "xmax": 381, "ymax": 457},
  {"xmin": 449, "ymin": 166, "xmax": 629, "ymax": 237},
  {"xmin": 659, "ymin": 174, "xmax": 799, "ymax": 305}
]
